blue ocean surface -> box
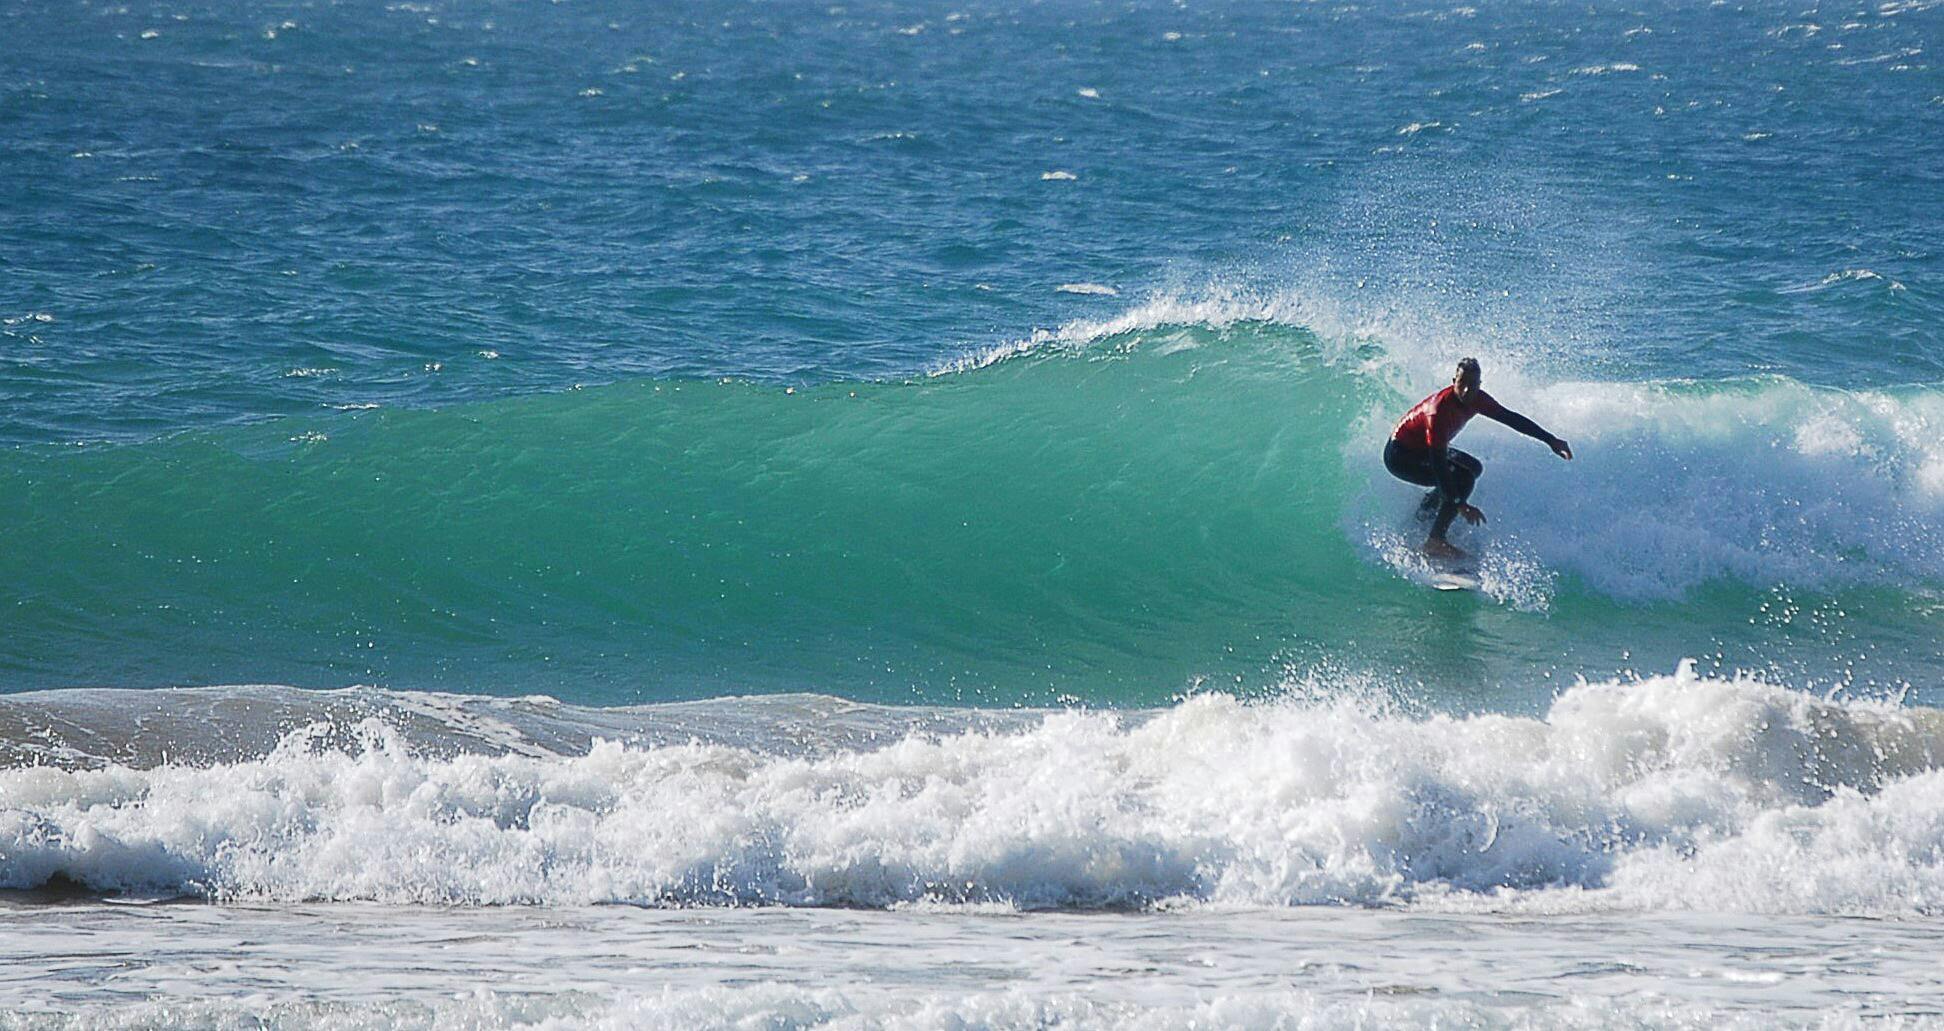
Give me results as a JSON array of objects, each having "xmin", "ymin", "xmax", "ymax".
[{"xmin": 3, "ymin": 0, "xmax": 1943, "ymax": 1027}]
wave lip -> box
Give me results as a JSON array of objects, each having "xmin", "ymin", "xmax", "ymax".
[
  {"xmin": 926, "ymin": 285, "xmax": 1350, "ymax": 375},
  {"xmin": 4, "ymin": 667, "xmax": 1941, "ymax": 915}
]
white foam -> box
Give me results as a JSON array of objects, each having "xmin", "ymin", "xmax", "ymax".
[
  {"xmin": 4, "ymin": 669, "xmax": 1941, "ymax": 916},
  {"xmin": 15, "ymin": 983, "xmax": 1925, "ymax": 1030},
  {"xmin": 1366, "ymin": 525, "xmax": 1556, "ymax": 610},
  {"xmin": 1779, "ymin": 268, "xmax": 1907, "ymax": 293},
  {"xmin": 1458, "ymin": 378, "xmax": 1944, "ymax": 599},
  {"xmin": 929, "ymin": 284, "xmax": 1359, "ymax": 375}
]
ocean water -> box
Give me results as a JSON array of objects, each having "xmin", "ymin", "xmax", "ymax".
[{"xmin": 3, "ymin": 0, "xmax": 1943, "ymax": 1026}]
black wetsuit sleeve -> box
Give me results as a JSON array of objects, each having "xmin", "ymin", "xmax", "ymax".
[{"xmin": 1485, "ymin": 407, "xmax": 1558, "ymax": 447}]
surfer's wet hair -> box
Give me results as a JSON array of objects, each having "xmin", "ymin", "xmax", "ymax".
[{"xmin": 1455, "ymin": 357, "xmax": 1481, "ymax": 384}]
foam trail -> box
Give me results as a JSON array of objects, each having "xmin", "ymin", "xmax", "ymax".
[{"xmin": 4, "ymin": 668, "xmax": 1941, "ymax": 915}]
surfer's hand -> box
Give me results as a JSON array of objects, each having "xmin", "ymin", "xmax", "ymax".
[
  {"xmin": 1459, "ymin": 504, "xmax": 1486, "ymax": 526},
  {"xmin": 1551, "ymin": 438, "xmax": 1573, "ymax": 460}
]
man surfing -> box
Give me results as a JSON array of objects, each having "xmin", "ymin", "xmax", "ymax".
[{"xmin": 1385, "ymin": 357, "xmax": 1572, "ymax": 561}]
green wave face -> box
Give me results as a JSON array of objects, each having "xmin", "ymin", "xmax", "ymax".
[
  {"xmin": 5, "ymin": 323, "xmax": 1940, "ymax": 706},
  {"xmin": 2, "ymin": 326, "xmax": 1370, "ymax": 702}
]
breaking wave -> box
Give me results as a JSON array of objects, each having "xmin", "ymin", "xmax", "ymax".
[
  {"xmin": 1, "ymin": 289, "xmax": 1938, "ymax": 698},
  {"xmin": 5, "ymin": 667, "xmax": 1942, "ymax": 916}
]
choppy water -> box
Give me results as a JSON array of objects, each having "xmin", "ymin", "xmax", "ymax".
[{"xmin": 3, "ymin": 0, "xmax": 1943, "ymax": 1026}]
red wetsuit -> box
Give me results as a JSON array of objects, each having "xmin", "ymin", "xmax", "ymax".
[
  {"xmin": 1391, "ymin": 385, "xmax": 1506, "ymax": 451},
  {"xmin": 1385, "ymin": 385, "xmax": 1557, "ymax": 539}
]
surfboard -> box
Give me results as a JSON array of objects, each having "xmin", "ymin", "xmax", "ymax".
[{"xmin": 1428, "ymin": 569, "xmax": 1479, "ymax": 591}]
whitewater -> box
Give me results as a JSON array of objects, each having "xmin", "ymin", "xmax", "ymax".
[
  {"xmin": 7, "ymin": 665, "xmax": 1944, "ymax": 913},
  {"xmin": 9, "ymin": 668, "xmax": 1944, "ymax": 1027}
]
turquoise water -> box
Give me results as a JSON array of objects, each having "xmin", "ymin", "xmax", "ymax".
[{"xmin": 4, "ymin": 326, "xmax": 1941, "ymax": 704}]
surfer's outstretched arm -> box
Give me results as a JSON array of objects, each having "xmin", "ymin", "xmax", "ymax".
[{"xmin": 1482, "ymin": 405, "xmax": 1572, "ymax": 460}]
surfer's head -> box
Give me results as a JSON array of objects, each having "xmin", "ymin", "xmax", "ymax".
[{"xmin": 1452, "ymin": 357, "xmax": 1482, "ymax": 402}]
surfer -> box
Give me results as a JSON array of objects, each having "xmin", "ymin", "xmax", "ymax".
[{"xmin": 1385, "ymin": 357, "xmax": 1572, "ymax": 561}]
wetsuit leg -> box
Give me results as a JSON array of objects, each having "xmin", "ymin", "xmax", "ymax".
[
  {"xmin": 1383, "ymin": 440, "xmax": 1439, "ymax": 487},
  {"xmin": 1385, "ymin": 441, "xmax": 1446, "ymax": 520},
  {"xmin": 1427, "ymin": 448, "xmax": 1482, "ymax": 539}
]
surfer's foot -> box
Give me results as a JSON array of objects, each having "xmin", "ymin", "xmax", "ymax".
[{"xmin": 1423, "ymin": 537, "xmax": 1469, "ymax": 562}]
